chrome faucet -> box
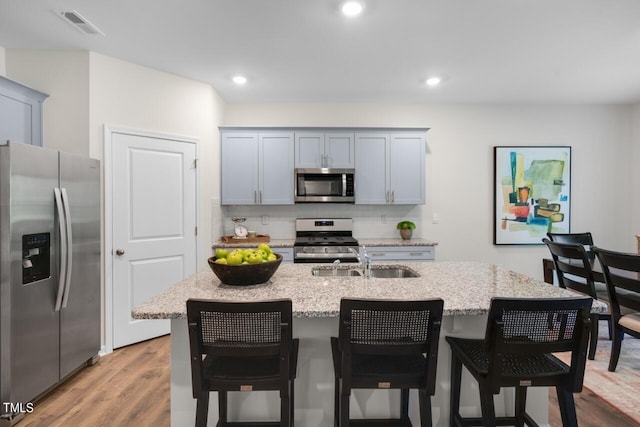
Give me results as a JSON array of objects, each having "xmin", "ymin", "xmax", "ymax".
[
  {"xmin": 349, "ymin": 245, "xmax": 372, "ymax": 279},
  {"xmin": 332, "ymin": 259, "xmax": 341, "ymax": 278}
]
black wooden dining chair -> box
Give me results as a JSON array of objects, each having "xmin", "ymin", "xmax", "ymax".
[
  {"xmin": 186, "ymin": 298, "xmax": 299, "ymax": 427},
  {"xmin": 546, "ymin": 232, "xmax": 594, "ymax": 249},
  {"xmin": 331, "ymin": 298, "xmax": 444, "ymax": 426},
  {"xmin": 446, "ymin": 297, "xmax": 592, "ymax": 427},
  {"xmin": 592, "ymin": 246, "xmax": 640, "ymax": 372},
  {"xmin": 543, "ymin": 238, "xmax": 612, "ymax": 360}
]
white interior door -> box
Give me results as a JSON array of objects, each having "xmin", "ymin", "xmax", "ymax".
[{"xmin": 111, "ymin": 131, "xmax": 197, "ymax": 348}]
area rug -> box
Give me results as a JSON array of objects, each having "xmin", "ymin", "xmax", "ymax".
[{"xmin": 559, "ymin": 327, "xmax": 640, "ymax": 424}]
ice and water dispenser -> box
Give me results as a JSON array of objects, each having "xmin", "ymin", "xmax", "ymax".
[{"xmin": 22, "ymin": 233, "xmax": 50, "ymax": 284}]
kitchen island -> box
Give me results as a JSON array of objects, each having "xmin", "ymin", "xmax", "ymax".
[{"xmin": 133, "ymin": 261, "xmax": 606, "ymax": 427}]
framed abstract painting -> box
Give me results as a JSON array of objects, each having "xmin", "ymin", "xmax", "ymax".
[{"xmin": 494, "ymin": 146, "xmax": 571, "ymax": 245}]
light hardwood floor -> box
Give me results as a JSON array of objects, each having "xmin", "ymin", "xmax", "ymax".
[
  {"xmin": 19, "ymin": 335, "xmax": 639, "ymax": 427},
  {"xmin": 20, "ymin": 335, "xmax": 170, "ymax": 427}
]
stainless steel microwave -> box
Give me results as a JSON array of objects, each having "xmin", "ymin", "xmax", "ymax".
[{"xmin": 294, "ymin": 168, "xmax": 355, "ymax": 203}]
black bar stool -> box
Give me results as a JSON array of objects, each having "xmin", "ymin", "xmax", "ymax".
[
  {"xmin": 331, "ymin": 297, "xmax": 444, "ymax": 426},
  {"xmin": 446, "ymin": 297, "xmax": 592, "ymax": 427},
  {"xmin": 186, "ymin": 298, "xmax": 299, "ymax": 427}
]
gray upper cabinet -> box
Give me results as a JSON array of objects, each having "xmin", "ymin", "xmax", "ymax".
[
  {"xmin": 294, "ymin": 131, "xmax": 354, "ymax": 168},
  {"xmin": 0, "ymin": 76, "xmax": 48, "ymax": 147},
  {"xmin": 221, "ymin": 131, "xmax": 294, "ymax": 205},
  {"xmin": 355, "ymin": 132, "xmax": 426, "ymax": 205}
]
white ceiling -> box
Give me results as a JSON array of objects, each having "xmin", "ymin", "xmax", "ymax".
[{"xmin": 1, "ymin": 0, "xmax": 640, "ymax": 104}]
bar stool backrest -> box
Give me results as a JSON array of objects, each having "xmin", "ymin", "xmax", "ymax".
[
  {"xmin": 186, "ymin": 298, "xmax": 293, "ymax": 397},
  {"xmin": 338, "ymin": 298, "xmax": 443, "ymax": 394},
  {"xmin": 483, "ymin": 297, "xmax": 592, "ymax": 393}
]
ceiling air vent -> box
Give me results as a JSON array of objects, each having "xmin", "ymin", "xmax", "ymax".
[{"xmin": 56, "ymin": 10, "xmax": 104, "ymax": 36}]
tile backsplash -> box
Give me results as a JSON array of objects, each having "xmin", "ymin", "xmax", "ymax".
[{"xmin": 217, "ymin": 204, "xmax": 424, "ymax": 240}]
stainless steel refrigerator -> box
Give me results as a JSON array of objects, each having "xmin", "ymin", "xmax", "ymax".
[{"xmin": 0, "ymin": 141, "xmax": 100, "ymax": 423}]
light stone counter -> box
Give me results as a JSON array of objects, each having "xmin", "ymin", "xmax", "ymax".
[
  {"xmin": 356, "ymin": 238, "xmax": 438, "ymax": 247},
  {"xmin": 211, "ymin": 238, "xmax": 437, "ymax": 250},
  {"xmin": 134, "ymin": 261, "xmax": 605, "ymax": 427},
  {"xmin": 133, "ymin": 261, "xmax": 605, "ymax": 320},
  {"xmin": 212, "ymin": 238, "xmax": 295, "ymax": 249}
]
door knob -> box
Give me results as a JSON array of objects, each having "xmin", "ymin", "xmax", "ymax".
[{"xmin": 115, "ymin": 249, "xmax": 125, "ymax": 256}]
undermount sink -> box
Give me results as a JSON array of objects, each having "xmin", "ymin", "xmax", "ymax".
[
  {"xmin": 311, "ymin": 268, "xmax": 362, "ymax": 277},
  {"xmin": 369, "ymin": 266, "xmax": 420, "ymax": 278},
  {"xmin": 311, "ymin": 265, "xmax": 419, "ymax": 278}
]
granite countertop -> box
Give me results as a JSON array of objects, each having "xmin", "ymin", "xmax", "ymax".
[
  {"xmin": 357, "ymin": 238, "xmax": 437, "ymax": 247},
  {"xmin": 132, "ymin": 261, "xmax": 607, "ymax": 319},
  {"xmin": 214, "ymin": 238, "xmax": 295, "ymax": 249},
  {"xmin": 212, "ymin": 238, "xmax": 436, "ymax": 249}
]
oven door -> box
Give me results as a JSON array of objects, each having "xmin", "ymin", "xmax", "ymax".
[{"xmin": 293, "ymin": 246, "xmax": 359, "ymax": 263}]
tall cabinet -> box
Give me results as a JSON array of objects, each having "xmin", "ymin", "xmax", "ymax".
[
  {"xmin": 0, "ymin": 76, "xmax": 48, "ymax": 147},
  {"xmin": 221, "ymin": 131, "xmax": 294, "ymax": 205},
  {"xmin": 355, "ymin": 132, "xmax": 426, "ymax": 204}
]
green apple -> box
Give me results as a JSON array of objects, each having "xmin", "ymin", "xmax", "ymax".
[
  {"xmin": 226, "ymin": 252, "xmax": 243, "ymax": 265},
  {"xmin": 257, "ymin": 249, "xmax": 268, "ymax": 260},
  {"xmin": 215, "ymin": 248, "xmax": 229, "ymax": 259},
  {"xmin": 247, "ymin": 253, "xmax": 263, "ymax": 264},
  {"xmin": 214, "ymin": 257, "xmax": 228, "ymax": 264},
  {"xmin": 257, "ymin": 243, "xmax": 272, "ymax": 255},
  {"xmin": 266, "ymin": 253, "xmax": 277, "ymax": 262},
  {"xmin": 242, "ymin": 249, "xmax": 255, "ymax": 262}
]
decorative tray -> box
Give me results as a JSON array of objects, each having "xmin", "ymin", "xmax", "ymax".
[{"xmin": 220, "ymin": 234, "xmax": 271, "ymax": 244}]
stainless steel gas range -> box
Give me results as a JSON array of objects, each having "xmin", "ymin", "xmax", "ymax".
[{"xmin": 293, "ymin": 218, "xmax": 359, "ymax": 263}]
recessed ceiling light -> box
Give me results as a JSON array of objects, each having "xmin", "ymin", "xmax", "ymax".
[
  {"xmin": 342, "ymin": 1, "xmax": 363, "ymax": 17},
  {"xmin": 232, "ymin": 75, "xmax": 247, "ymax": 85},
  {"xmin": 425, "ymin": 77, "xmax": 441, "ymax": 87}
]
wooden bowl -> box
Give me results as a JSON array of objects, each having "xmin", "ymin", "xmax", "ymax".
[{"xmin": 207, "ymin": 254, "xmax": 283, "ymax": 286}]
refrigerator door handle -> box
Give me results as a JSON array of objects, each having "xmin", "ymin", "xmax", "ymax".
[
  {"xmin": 60, "ymin": 187, "xmax": 73, "ymax": 308},
  {"xmin": 54, "ymin": 187, "xmax": 67, "ymax": 312}
]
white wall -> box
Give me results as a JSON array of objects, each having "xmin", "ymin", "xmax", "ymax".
[
  {"xmin": 223, "ymin": 103, "xmax": 634, "ymax": 279},
  {"xmin": 7, "ymin": 49, "xmax": 225, "ymax": 269},
  {"xmin": 0, "ymin": 46, "xmax": 6, "ymax": 76},
  {"xmin": 632, "ymin": 104, "xmax": 640, "ymax": 240},
  {"xmin": 6, "ymin": 50, "xmax": 225, "ymax": 351},
  {"xmin": 88, "ymin": 52, "xmax": 224, "ymax": 266},
  {"xmin": 6, "ymin": 50, "xmax": 90, "ymax": 155}
]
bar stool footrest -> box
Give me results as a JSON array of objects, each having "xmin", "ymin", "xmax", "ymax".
[
  {"xmin": 217, "ymin": 422, "xmax": 282, "ymax": 427},
  {"xmin": 348, "ymin": 419, "xmax": 413, "ymax": 426},
  {"xmin": 454, "ymin": 414, "xmax": 540, "ymax": 427}
]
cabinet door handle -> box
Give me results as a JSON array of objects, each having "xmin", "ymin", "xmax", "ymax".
[
  {"xmin": 259, "ymin": 190, "xmax": 263, "ymax": 204},
  {"xmin": 391, "ymin": 190, "xmax": 395, "ymax": 203},
  {"xmin": 371, "ymin": 252, "xmax": 385, "ymax": 257},
  {"xmin": 254, "ymin": 190, "xmax": 257, "ymax": 204},
  {"xmin": 386, "ymin": 191, "xmax": 389, "ymax": 202}
]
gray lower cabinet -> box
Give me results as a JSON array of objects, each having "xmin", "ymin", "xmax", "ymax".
[
  {"xmin": 0, "ymin": 76, "xmax": 48, "ymax": 146},
  {"xmin": 366, "ymin": 246, "xmax": 435, "ymax": 261},
  {"xmin": 355, "ymin": 132, "xmax": 426, "ymax": 205},
  {"xmin": 272, "ymin": 247, "xmax": 294, "ymax": 263},
  {"xmin": 221, "ymin": 131, "xmax": 294, "ymax": 205}
]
